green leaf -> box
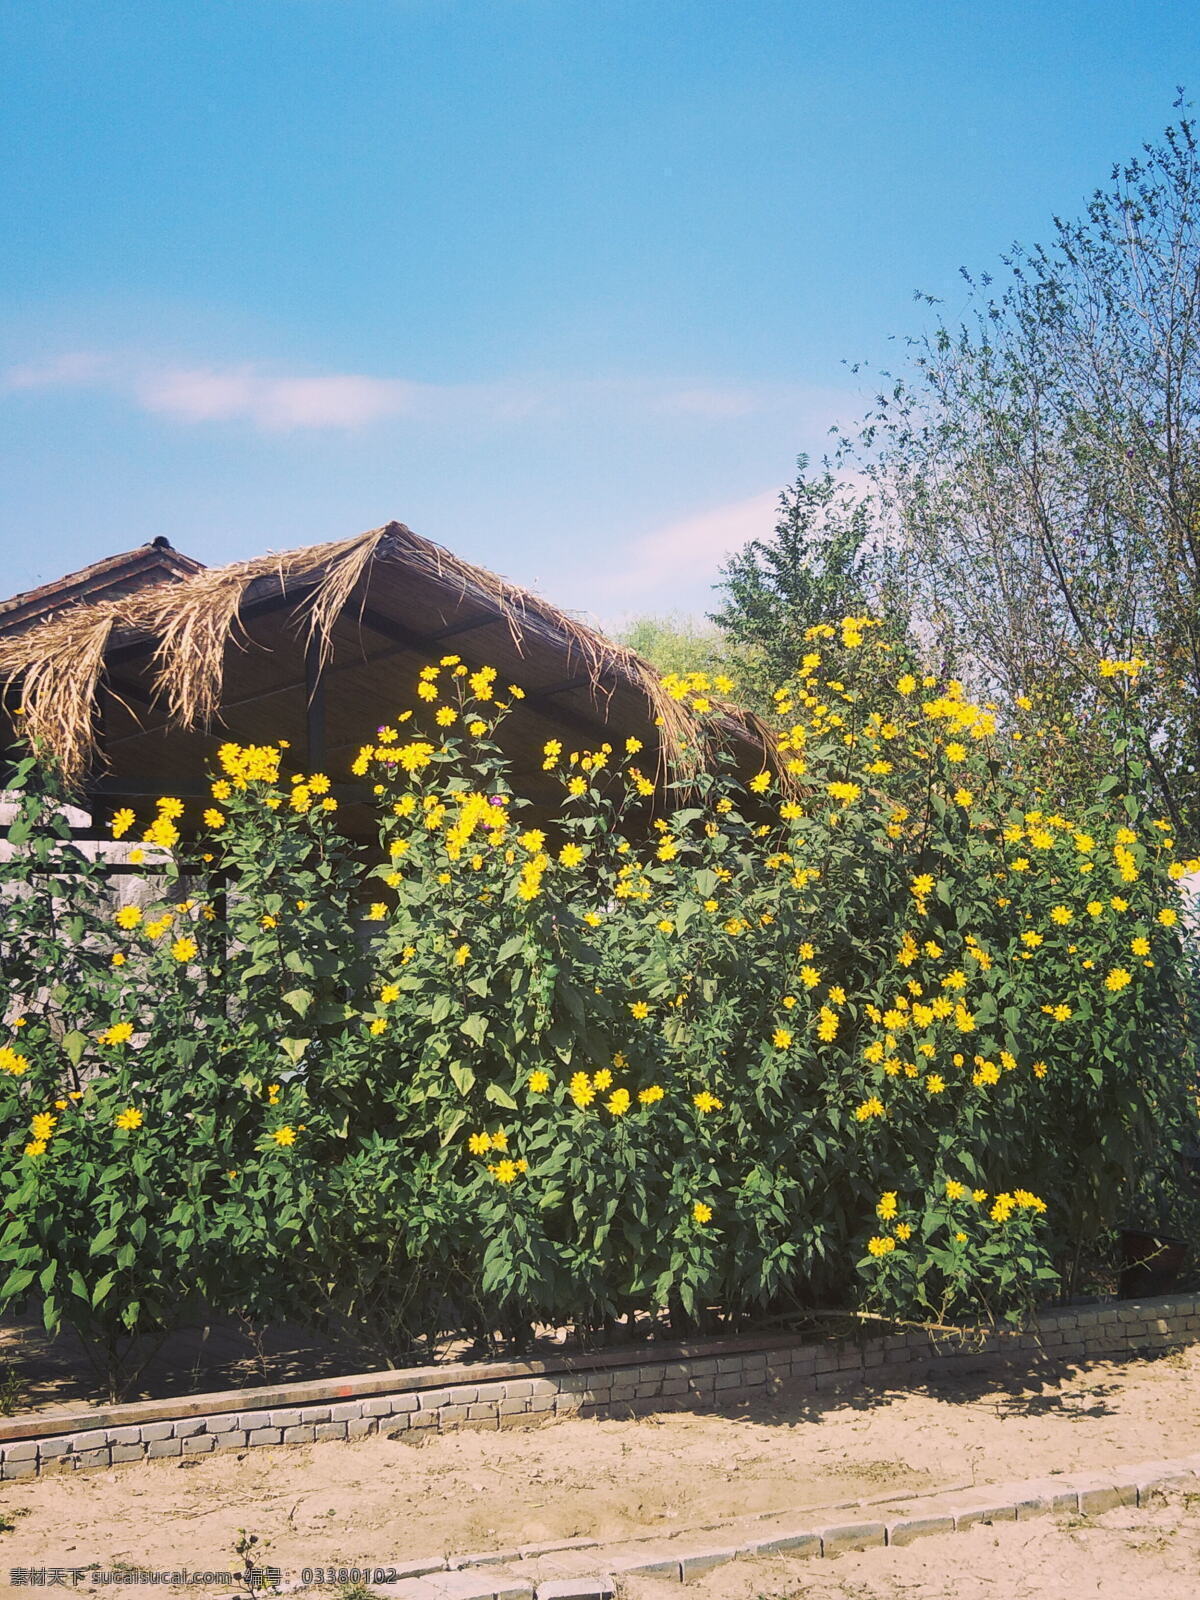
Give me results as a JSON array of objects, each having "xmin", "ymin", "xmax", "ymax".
[
  {"xmin": 448, "ymin": 1061, "xmax": 476, "ymax": 1097},
  {"xmin": 0, "ymin": 1267, "xmax": 36, "ymax": 1301},
  {"xmin": 457, "ymin": 1013, "xmax": 488, "ymax": 1047},
  {"xmin": 61, "ymin": 1030, "xmax": 88, "ymax": 1067}
]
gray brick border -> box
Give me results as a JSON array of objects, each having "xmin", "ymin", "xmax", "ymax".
[{"xmin": 0, "ymin": 1291, "xmax": 1195, "ymax": 1480}]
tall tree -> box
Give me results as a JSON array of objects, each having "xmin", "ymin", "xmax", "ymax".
[
  {"xmin": 710, "ymin": 457, "xmax": 908, "ymax": 704},
  {"xmin": 854, "ymin": 107, "xmax": 1200, "ymax": 833}
]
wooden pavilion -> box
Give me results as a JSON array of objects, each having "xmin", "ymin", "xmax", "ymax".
[{"xmin": 0, "ymin": 522, "xmax": 770, "ymax": 842}]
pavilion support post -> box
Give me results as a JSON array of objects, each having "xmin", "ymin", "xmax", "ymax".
[{"xmin": 304, "ymin": 635, "xmax": 327, "ymax": 774}]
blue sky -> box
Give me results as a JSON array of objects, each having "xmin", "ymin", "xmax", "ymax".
[{"xmin": 2, "ymin": 0, "xmax": 1198, "ymax": 625}]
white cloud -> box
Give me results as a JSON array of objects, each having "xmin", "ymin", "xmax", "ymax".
[
  {"xmin": 133, "ymin": 367, "xmax": 419, "ymax": 430},
  {"xmin": 4, "ymin": 351, "xmax": 111, "ymax": 391},
  {"xmin": 1, "ymin": 350, "xmax": 840, "ymax": 436},
  {"xmin": 589, "ymin": 487, "xmax": 779, "ymax": 615}
]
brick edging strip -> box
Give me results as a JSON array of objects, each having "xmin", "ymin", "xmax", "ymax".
[
  {"xmin": 0, "ymin": 1291, "xmax": 1196, "ymax": 1478},
  {"xmin": 325, "ymin": 1450, "xmax": 1200, "ymax": 1599},
  {"xmin": 0, "ymin": 1330, "xmax": 807, "ymax": 1444}
]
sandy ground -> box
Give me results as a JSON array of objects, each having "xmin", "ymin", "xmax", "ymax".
[
  {"xmin": 0, "ymin": 1345, "xmax": 1198, "ymax": 1582},
  {"xmin": 626, "ymin": 1490, "xmax": 1200, "ymax": 1600}
]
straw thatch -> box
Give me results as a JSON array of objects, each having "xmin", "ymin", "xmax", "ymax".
[{"xmin": 0, "ymin": 523, "xmax": 777, "ymax": 794}]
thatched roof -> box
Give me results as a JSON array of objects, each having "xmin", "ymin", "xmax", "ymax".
[
  {"xmin": 0, "ymin": 523, "xmax": 773, "ymax": 833},
  {"xmin": 0, "ymin": 538, "xmax": 205, "ymax": 639}
]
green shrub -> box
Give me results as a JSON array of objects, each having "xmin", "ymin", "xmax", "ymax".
[{"xmin": 1, "ymin": 625, "xmax": 1195, "ymax": 1393}]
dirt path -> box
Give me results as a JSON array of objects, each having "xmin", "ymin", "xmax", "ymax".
[{"xmin": 0, "ymin": 1344, "xmax": 1198, "ymax": 1578}]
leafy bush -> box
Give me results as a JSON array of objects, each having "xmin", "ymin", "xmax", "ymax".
[{"xmin": 1, "ymin": 626, "xmax": 1196, "ymax": 1393}]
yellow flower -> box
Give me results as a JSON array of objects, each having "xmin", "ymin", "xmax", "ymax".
[
  {"xmin": 111, "ymin": 807, "xmax": 135, "ymax": 839},
  {"xmin": 954, "ymin": 1230, "xmax": 968, "ymax": 1243},
  {"xmin": 772, "ymin": 1027, "xmax": 792, "ymax": 1049},
  {"xmin": 606, "ymin": 1088, "xmax": 631, "ymax": 1116},
  {"xmin": 436, "ymin": 707, "xmax": 457, "ymax": 726},
  {"xmin": 692, "ymin": 1200, "xmax": 713, "ymax": 1225},
  {"xmin": 897, "ymin": 674, "xmax": 917, "ymax": 695},
  {"xmin": 559, "ymin": 843, "xmax": 585, "ymax": 867},
  {"xmin": 567, "ymin": 777, "xmax": 587, "ymax": 797},
  {"xmin": 98, "ymin": 1021, "xmax": 134, "ymax": 1046},
  {"xmin": 748, "ymin": 772, "xmax": 771, "ymax": 793},
  {"xmin": 630, "ymin": 1001, "xmax": 650, "ymax": 1020},
  {"xmin": 114, "ymin": 905, "xmax": 142, "ymax": 930},
  {"xmin": 1130, "ymin": 936, "xmax": 1151, "ymax": 957},
  {"xmin": 945, "ymin": 1179, "xmax": 968, "ymax": 1200},
  {"xmin": 953, "ymin": 788, "xmax": 973, "ymax": 808},
  {"xmin": 492, "ymin": 1159, "xmax": 519, "ymax": 1184},
  {"xmin": 528, "ymin": 1070, "xmax": 550, "ymax": 1093},
  {"xmin": 1050, "ymin": 905, "xmax": 1072, "ymax": 925},
  {"xmin": 926, "ymin": 1073, "xmax": 946, "ymax": 1094},
  {"xmin": 0, "ymin": 1047, "xmax": 29, "ymax": 1076},
  {"xmin": 894, "ymin": 1222, "xmax": 912, "ymax": 1241},
  {"xmin": 693, "ymin": 1091, "xmax": 723, "ymax": 1113},
  {"xmin": 1158, "ymin": 907, "xmax": 1178, "ymax": 927},
  {"xmin": 23, "ymin": 1140, "xmax": 46, "ymax": 1158},
  {"xmin": 468, "ymin": 1132, "xmax": 491, "ymax": 1154},
  {"xmin": 203, "ymin": 808, "xmax": 226, "ymax": 829},
  {"xmin": 854, "ymin": 1096, "xmax": 885, "ymax": 1122},
  {"xmin": 114, "ymin": 1108, "xmax": 143, "ymax": 1132},
  {"xmin": 569, "ymin": 1072, "xmax": 596, "ymax": 1108},
  {"xmin": 867, "ymin": 1235, "xmax": 896, "ymax": 1257},
  {"xmin": 638, "ymin": 1084, "xmax": 664, "ymax": 1104},
  {"xmin": 454, "ymin": 943, "xmax": 470, "ymax": 967},
  {"xmin": 272, "ymin": 1126, "xmax": 297, "ymax": 1147},
  {"xmin": 469, "ymin": 719, "xmax": 488, "ymax": 737},
  {"xmin": 1104, "ymin": 966, "xmax": 1132, "ymax": 992},
  {"xmin": 170, "ymin": 936, "xmax": 198, "ymax": 963},
  {"xmin": 156, "ymin": 797, "xmax": 185, "ymax": 820},
  {"xmin": 593, "ymin": 1068, "xmax": 613, "ymax": 1091},
  {"xmin": 369, "ymin": 1018, "xmax": 388, "ymax": 1035},
  {"xmin": 877, "ymin": 1191, "xmax": 898, "ymax": 1220}
]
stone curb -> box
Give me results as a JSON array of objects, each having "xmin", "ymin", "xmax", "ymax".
[{"xmin": 261, "ymin": 1450, "xmax": 1200, "ymax": 1599}]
